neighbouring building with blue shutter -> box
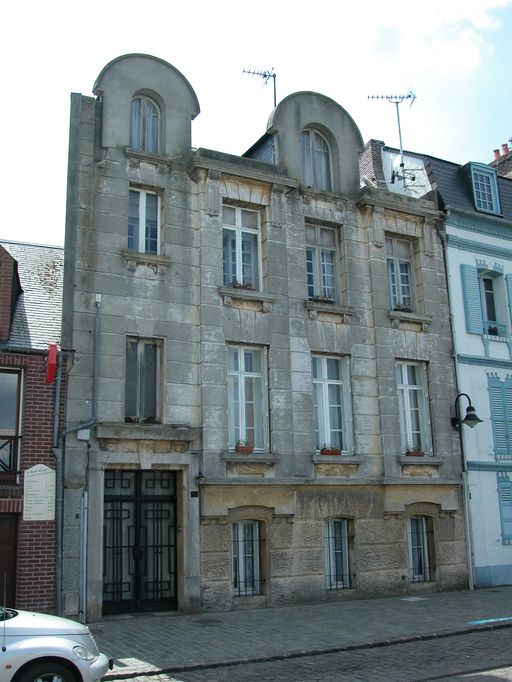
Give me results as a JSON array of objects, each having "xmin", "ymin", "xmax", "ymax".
[{"xmin": 361, "ymin": 140, "xmax": 512, "ymax": 586}]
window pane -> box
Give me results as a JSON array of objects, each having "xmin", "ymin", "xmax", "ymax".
[
  {"xmin": 145, "ymin": 193, "xmax": 158, "ymax": 254},
  {"xmin": 320, "ymin": 250, "xmax": 335, "ymax": 299},
  {"xmin": 223, "ymin": 206, "xmax": 236, "ymax": 226},
  {"xmin": 128, "ymin": 191, "xmax": 140, "ymax": 251},
  {"xmin": 130, "ymin": 98, "xmax": 142, "ymax": 150},
  {"xmin": 301, "ymin": 131, "xmax": 313, "ymax": 187},
  {"xmin": 125, "ymin": 341, "xmax": 138, "ymax": 418},
  {"xmin": 0, "ymin": 373, "xmax": 19, "ymax": 432},
  {"xmin": 319, "ymin": 228, "xmax": 335, "ymax": 246},
  {"xmin": 145, "ymin": 101, "xmax": 159, "ymax": 154},
  {"xmin": 228, "ymin": 375, "xmax": 240, "ymax": 445},
  {"xmin": 241, "ymin": 209, "xmax": 257, "ymax": 229},
  {"xmin": 223, "ymin": 229, "xmax": 237, "ymax": 286},
  {"xmin": 326, "ymin": 358, "xmax": 340, "ymax": 381},
  {"xmin": 306, "ymin": 248, "xmax": 315, "ymax": 299},
  {"xmin": 241, "ymin": 233, "xmax": 258, "ymax": 287},
  {"xmin": 142, "ymin": 343, "xmax": 157, "ymax": 420}
]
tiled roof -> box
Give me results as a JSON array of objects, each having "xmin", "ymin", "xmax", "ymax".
[{"xmin": 0, "ymin": 241, "xmax": 63, "ymax": 351}]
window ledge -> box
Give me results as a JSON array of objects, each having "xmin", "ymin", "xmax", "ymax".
[
  {"xmin": 96, "ymin": 422, "xmax": 199, "ymax": 442},
  {"xmin": 312, "ymin": 454, "xmax": 362, "ymax": 463},
  {"xmin": 399, "ymin": 454, "xmax": 442, "ymax": 465},
  {"xmin": 223, "ymin": 451, "xmax": 279, "ymax": 464},
  {"xmin": 389, "ymin": 310, "xmax": 431, "ymax": 331},
  {"xmin": 125, "ymin": 147, "xmax": 170, "ymax": 168},
  {"xmin": 121, "ymin": 249, "xmax": 171, "ymax": 273},
  {"xmin": 306, "ymin": 300, "xmax": 353, "ymax": 322},
  {"xmin": 219, "ymin": 287, "xmax": 275, "ymax": 312},
  {"xmin": 483, "ymin": 333, "xmax": 510, "ymax": 342}
]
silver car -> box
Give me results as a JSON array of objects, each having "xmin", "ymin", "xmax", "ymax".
[{"xmin": 0, "ymin": 606, "xmax": 112, "ymax": 682}]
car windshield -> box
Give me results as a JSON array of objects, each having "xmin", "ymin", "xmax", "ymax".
[{"xmin": 0, "ymin": 607, "xmax": 17, "ymax": 621}]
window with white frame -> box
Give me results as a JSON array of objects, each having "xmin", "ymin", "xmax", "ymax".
[
  {"xmin": 125, "ymin": 338, "xmax": 162, "ymax": 423},
  {"xmin": 222, "ymin": 205, "xmax": 260, "ymax": 290},
  {"xmin": 460, "ymin": 265, "xmax": 510, "ymax": 337},
  {"xmin": 130, "ymin": 95, "xmax": 160, "ymax": 154},
  {"xmin": 227, "ymin": 346, "xmax": 267, "ymax": 450},
  {"xmin": 386, "ymin": 236, "xmax": 414, "ymax": 312},
  {"xmin": 301, "ymin": 129, "xmax": 332, "ymax": 191},
  {"xmin": 407, "ymin": 516, "xmax": 433, "ymax": 582},
  {"xmin": 306, "ymin": 225, "xmax": 338, "ymax": 302},
  {"xmin": 470, "ymin": 164, "xmax": 501, "ymax": 214},
  {"xmin": 396, "ymin": 362, "xmax": 431, "ymax": 455},
  {"xmin": 324, "ymin": 518, "xmax": 351, "ymax": 590},
  {"xmin": 128, "ymin": 189, "xmax": 160, "ymax": 254},
  {"xmin": 312, "ymin": 355, "xmax": 350, "ymax": 453},
  {"xmin": 232, "ymin": 520, "xmax": 262, "ymax": 596},
  {"xmin": 0, "ymin": 369, "xmax": 22, "ymax": 478}
]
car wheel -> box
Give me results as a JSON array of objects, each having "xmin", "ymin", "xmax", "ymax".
[{"xmin": 17, "ymin": 661, "xmax": 78, "ymax": 682}]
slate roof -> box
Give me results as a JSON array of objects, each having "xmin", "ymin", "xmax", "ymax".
[
  {"xmin": 0, "ymin": 241, "xmax": 63, "ymax": 351},
  {"xmin": 361, "ymin": 139, "xmax": 512, "ymax": 223}
]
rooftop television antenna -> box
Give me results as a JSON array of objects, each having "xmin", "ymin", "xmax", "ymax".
[
  {"xmin": 368, "ymin": 91, "xmax": 417, "ymax": 185},
  {"xmin": 243, "ymin": 67, "xmax": 277, "ymax": 107}
]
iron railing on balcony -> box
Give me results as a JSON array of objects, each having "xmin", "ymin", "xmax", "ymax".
[
  {"xmin": 484, "ymin": 320, "xmax": 507, "ymax": 337},
  {"xmin": 0, "ymin": 436, "xmax": 20, "ymax": 474}
]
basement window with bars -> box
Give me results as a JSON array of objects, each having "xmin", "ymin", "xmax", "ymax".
[
  {"xmin": 324, "ymin": 518, "xmax": 351, "ymax": 590},
  {"xmin": 232, "ymin": 520, "xmax": 263, "ymax": 597}
]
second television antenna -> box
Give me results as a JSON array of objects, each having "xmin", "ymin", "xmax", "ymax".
[
  {"xmin": 368, "ymin": 91, "xmax": 416, "ymax": 185},
  {"xmin": 243, "ymin": 67, "xmax": 277, "ymax": 107}
]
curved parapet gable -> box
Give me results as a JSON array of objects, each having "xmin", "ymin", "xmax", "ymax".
[
  {"xmin": 266, "ymin": 91, "xmax": 363, "ymax": 198},
  {"xmin": 93, "ymin": 53, "xmax": 200, "ymax": 158}
]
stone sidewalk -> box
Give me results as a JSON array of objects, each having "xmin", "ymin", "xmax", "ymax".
[{"xmin": 89, "ymin": 587, "xmax": 512, "ymax": 679}]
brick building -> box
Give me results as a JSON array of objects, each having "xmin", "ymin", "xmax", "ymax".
[{"xmin": 0, "ymin": 241, "xmax": 64, "ymax": 611}]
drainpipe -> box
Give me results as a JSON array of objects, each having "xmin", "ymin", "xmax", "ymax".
[{"xmin": 53, "ymin": 294, "xmax": 102, "ymax": 618}]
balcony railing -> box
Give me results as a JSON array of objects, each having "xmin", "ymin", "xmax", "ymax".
[
  {"xmin": 484, "ymin": 320, "xmax": 507, "ymax": 337},
  {"xmin": 0, "ymin": 436, "xmax": 20, "ymax": 475}
]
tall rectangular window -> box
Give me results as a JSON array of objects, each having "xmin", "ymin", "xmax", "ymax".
[
  {"xmin": 396, "ymin": 362, "xmax": 431, "ymax": 455},
  {"xmin": 128, "ymin": 189, "xmax": 159, "ymax": 254},
  {"xmin": 306, "ymin": 225, "xmax": 338, "ymax": 302},
  {"xmin": 324, "ymin": 518, "xmax": 351, "ymax": 590},
  {"xmin": 471, "ymin": 165, "xmax": 500, "ymax": 214},
  {"xmin": 386, "ymin": 237, "xmax": 414, "ymax": 311},
  {"xmin": 125, "ymin": 338, "xmax": 161, "ymax": 424},
  {"xmin": 312, "ymin": 355, "xmax": 350, "ymax": 453},
  {"xmin": 232, "ymin": 520, "xmax": 262, "ymax": 596},
  {"xmin": 407, "ymin": 516, "xmax": 433, "ymax": 582},
  {"xmin": 0, "ymin": 369, "xmax": 22, "ymax": 478},
  {"xmin": 227, "ymin": 346, "xmax": 267, "ymax": 450},
  {"xmin": 222, "ymin": 205, "xmax": 260, "ymax": 289}
]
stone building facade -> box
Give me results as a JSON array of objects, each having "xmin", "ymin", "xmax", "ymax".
[{"xmin": 62, "ymin": 54, "xmax": 467, "ymax": 621}]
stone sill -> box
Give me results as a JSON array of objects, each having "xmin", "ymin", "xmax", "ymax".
[
  {"xmin": 305, "ymin": 301, "xmax": 353, "ymax": 322},
  {"xmin": 219, "ymin": 286, "xmax": 275, "ymax": 311},
  {"xmin": 121, "ymin": 249, "xmax": 171, "ymax": 273},
  {"xmin": 222, "ymin": 452, "xmax": 279, "ymax": 464},
  {"xmin": 125, "ymin": 147, "xmax": 170, "ymax": 168},
  {"xmin": 312, "ymin": 454, "xmax": 363, "ymax": 464},
  {"xmin": 389, "ymin": 310, "xmax": 432, "ymax": 331},
  {"xmin": 399, "ymin": 455, "xmax": 442, "ymax": 465},
  {"xmin": 96, "ymin": 422, "xmax": 199, "ymax": 442}
]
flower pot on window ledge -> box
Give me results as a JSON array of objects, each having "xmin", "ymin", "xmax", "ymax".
[
  {"xmin": 393, "ymin": 304, "xmax": 412, "ymax": 313},
  {"xmin": 320, "ymin": 446, "xmax": 342, "ymax": 456},
  {"xmin": 231, "ymin": 280, "xmax": 255, "ymax": 291},
  {"xmin": 312, "ymin": 296, "xmax": 334, "ymax": 304},
  {"xmin": 235, "ymin": 441, "xmax": 254, "ymax": 454},
  {"xmin": 405, "ymin": 450, "xmax": 424, "ymax": 457}
]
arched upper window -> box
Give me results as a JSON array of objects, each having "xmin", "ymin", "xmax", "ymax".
[
  {"xmin": 301, "ymin": 129, "xmax": 332, "ymax": 191},
  {"xmin": 130, "ymin": 95, "xmax": 159, "ymax": 154}
]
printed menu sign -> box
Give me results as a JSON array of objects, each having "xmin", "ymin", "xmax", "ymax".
[{"xmin": 23, "ymin": 464, "xmax": 56, "ymax": 521}]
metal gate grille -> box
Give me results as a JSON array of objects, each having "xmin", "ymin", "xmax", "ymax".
[{"xmin": 103, "ymin": 470, "xmax": 177, "ymax": 614}]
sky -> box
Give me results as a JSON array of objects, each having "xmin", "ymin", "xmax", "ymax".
[{"xmin": 2, "ymin": 0, "xmax": 512, "ymax": 247}]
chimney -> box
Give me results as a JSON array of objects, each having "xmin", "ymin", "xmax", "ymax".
[
  {"xmin": 502, "ymin": 143, "xmax": 510, "ymax": 156},
  {"xmin": 494, "ymin": 149, "xmax": 501, "ymax": 160}
]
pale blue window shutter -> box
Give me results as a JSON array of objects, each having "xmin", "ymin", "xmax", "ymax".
[
  {"xmin": 488, "ymin": 376, "xmax": 509, "ymax": 457},
  {"xmin": 498, "ymin": 477, "xmax": 512, "ymax": 542},
  {"xmin": 461, "ymin": 264, "xmax": 484, "ymax": 334}
]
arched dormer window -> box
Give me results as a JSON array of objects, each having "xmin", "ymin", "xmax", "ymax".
[
  {"xmin": 301, "ymin": 129, "xmax": 332, "ymax": 191},
  {"xmin": 130, "ymin": 95, "xmax": 159, "ymax": 154}
]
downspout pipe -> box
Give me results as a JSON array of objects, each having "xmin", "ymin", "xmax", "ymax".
[{"xmin": 53, "ymin": 294, "xmax": 101, "ymax": 616}]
